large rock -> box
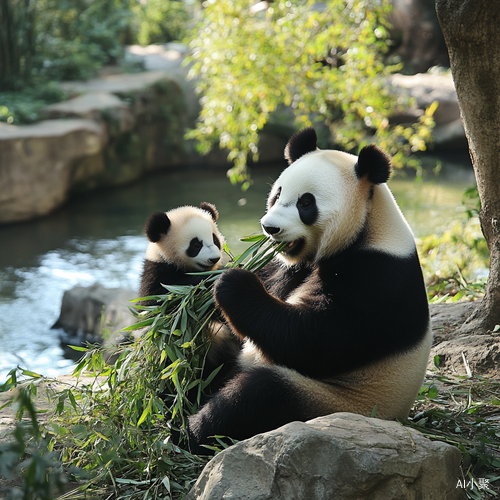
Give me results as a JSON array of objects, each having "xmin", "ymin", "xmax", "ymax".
[
  {"xmin": 53, "ymin": 284, "xmax": 137, "ymax": 351},
  {"xmin": 427, "ymin": 302, "xmax": 500, "ymax": 376},
  {"xmin": 430, "ymin": 302, "xmax": 478, "ymax": 342},
  {"xmin": 187, "ymin": 413, "xmax": 463, "ymax": 500},
  {"xmin": 391, "ymin": 0, "xmax": 449, "ymax": 73},
  {"xmin": 430, "ymin": 334, "xmax": 500, "ymax": 376},
  {"xmin": 45, "ymin": 91, "xmax": 134, "ymax": 134},
  {"xmin": 0, "ymin": 120, "xmax": 105, "ymax": 223}
]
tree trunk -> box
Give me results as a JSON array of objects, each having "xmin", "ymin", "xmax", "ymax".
[
  {"xmin": 436, "ymin": 0, "xmax": 500, "ymax": 335},
  {"xmin": 0, "ymin": 0, "xmax": 36, "ymax": 91}
]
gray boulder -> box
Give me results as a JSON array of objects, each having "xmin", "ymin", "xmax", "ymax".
[
  {"xmin": 391, "ymin": 0, "xmax": 449, "ymax": 73},
  {"xmin": 53, "ymin": 284, "xmax": 137, "ymax": 348},
  {"xmin": 187, "ymin": 412, "xmax": 463, "ymax": 500}
]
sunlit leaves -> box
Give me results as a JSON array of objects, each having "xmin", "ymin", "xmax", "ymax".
[
  {"xmin": 417, "ymin": 216, "xmax": 489, "ymax": 302},
  {"xmin": 187, "ymin": 0, "xmax": 435, "ymax": 186}
]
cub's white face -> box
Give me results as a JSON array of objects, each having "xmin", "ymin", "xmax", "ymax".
[
  {"xmin": 146, "ymin": 207, "xmax": 224, "ymax": 271},
  {"xmin": 261, "ymin": 150, "xmax": 370, "ymax": 265}
]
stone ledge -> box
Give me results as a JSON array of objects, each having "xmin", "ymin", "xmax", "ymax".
[
  {"xmin": 0, "ymin": 118, "xmax": 103, "ymax": 139},
  {"xmin": 0, "ymin": 71, "xmax": 188, "ymax": 224},
  {"xmin": 59, "ymin": 70, "xmax": 178, "ymax": 95}
]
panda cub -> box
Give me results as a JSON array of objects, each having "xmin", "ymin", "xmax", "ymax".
[
  {"xmin": 187, "ymin": 127, "xmax": 432, "ymax": 453},
  {"xmin": 139, "ymin": 203, "xmax": 240, "ymax": 397},
  {"xmin": 139, "ymin": 202, "xmax": 225, "ymax": 306}
]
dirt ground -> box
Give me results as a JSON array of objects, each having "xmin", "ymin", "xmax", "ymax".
[{"xmin": 429, "ymin": 302, "xmax": 500, "ymax": 376}]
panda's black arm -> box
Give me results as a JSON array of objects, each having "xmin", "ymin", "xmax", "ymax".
[
  {"xmin": 214, "ymin": 267, "xmax": 353, "ymax": 372},
  {"xmin": 213, "ymin": 256, "xmax": 429, "ymax": 378}
]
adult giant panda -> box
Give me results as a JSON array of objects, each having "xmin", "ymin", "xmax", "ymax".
[
  {"xmin": 139, "ymin": 202, "xmax": 225, "ymax": 306},
  {"xmin": 187, "ymin": 127, "xmax": 431, "ymax": 453}
]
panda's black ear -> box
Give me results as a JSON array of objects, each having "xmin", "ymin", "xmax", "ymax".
[
  {"xmin": 355, "ymin": 144, "xmax": 392, "ymax": 184},
  {"xmin": 200, "ymin": 202, "xmax": 219, "ymax": 222},
  {"xmin": 284, "ymin": 127, "xmax": 318, "ymax": 165},
  {"xmin": 144, "ymin": 211, "xmax": 171, "ymax": 242}
]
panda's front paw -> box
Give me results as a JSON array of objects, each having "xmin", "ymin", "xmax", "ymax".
[{"xmin": 214, "ymin": 268, "xmax": 266, "ymax": 311}]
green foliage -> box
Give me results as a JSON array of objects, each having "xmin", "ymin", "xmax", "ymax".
[
  {"xmin": 186, "ymin": 0, "xmax": 436, "ymax": 188},
  {"xmin": 1, "ymin": 0, "xmax": 188, "ymax": 92},
  {"xmin": 463, "ymin": 186, "xmax": 481, "ymax": 219},
  {"xmin": 131, "ymin": 0, "xmax": 188, "ymax": 46},
  {"xmin": 0, "ymin": 81, "xmax": 67, "ymax": 125},
  {"xmin": 0, "ymin": 236, "xmax": 286, "ymax": 499},
  {"xmin": 35, "ymin": 0, "xmax": 133, "ymax": 82},
  {"xmin": 407, "ymin": 373, "xmax": 500, "ymax": 499},
  {"xmin": 0, "ymin": 0, "xmax": 189, "ymax": 124},
  {"xmin": 0, "ymin": 369, "xmax": 74, "ymax": 500},
  {"xmin": 417, "ymin": 215, "xmax": 489, "ymax": 303}
]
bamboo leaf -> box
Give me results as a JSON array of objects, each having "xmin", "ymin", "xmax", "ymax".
[
  {"xmin": 121, "ymin": 317, "xmax": 155, "ymax": 331},
  {"xmin": 240, "ymin": 233, "xmax": 266, "ymax": 242},
  {"xmin": 201, "ymin": 365, "xmax": 223, "ymax": 390},
  {"xmin": 137, "ymin": 400, "xmax": 152, "ymax": 426},
  {"xmin": 94, "ymin": 430, "xmax": 110, "ymax": 442}
]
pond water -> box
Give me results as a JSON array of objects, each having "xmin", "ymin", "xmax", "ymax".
[{"xmin": 0, "ymin": 160, "xmax": 475, "ymax": 380}]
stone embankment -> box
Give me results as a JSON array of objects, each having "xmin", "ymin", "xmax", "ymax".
[
  {"xmin": 0, "ymin": 47, "xmax": 189, "ymax": 224},
  {"xmin": 0, "ymin": 42, "xmax": 466, "ymax": 225}
]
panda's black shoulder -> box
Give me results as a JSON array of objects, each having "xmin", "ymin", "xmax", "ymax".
[
  {"xmin": 139, "ymin": 259, "xmax": 203, "ymax": 301},
  {"xmin": 319, "ymin": 247, "xmax": 428, "ymax": 318}
]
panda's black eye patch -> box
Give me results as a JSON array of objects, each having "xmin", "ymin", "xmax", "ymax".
[
  {"xmin": 269, "ymin": 187, "xmax": 281, "ymax": 208},
  {"xmin": 187, "ymin": 237, "xmax": 203, "ymax": 257},
  {"xmin": 213, "ymin": 233, "xmax": 221, "ymax": 249},
  {"xmin": 297, "ymin": 193, "xmax": 318, "ymax": 225}
]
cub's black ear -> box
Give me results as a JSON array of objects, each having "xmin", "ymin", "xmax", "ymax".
[
  {"xmin": 200, "ymin": 202, "xmax": 219, "ymax": 221},
  {"xmin": 355, "ymin": 144, "xmax": 392, "ymax": 184},
  {"xmin": 284, "ymin": 127, "xmax": 318, "ymax": 165},
  {"xmin": 144, "ymin": 211, "xmax": 171, "ymax": 242}
]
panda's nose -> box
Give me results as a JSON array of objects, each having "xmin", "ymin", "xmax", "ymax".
[
  {"xmin": 210, "ymin": 257, "xmax": 220, "ymax": 264},
  {"xmin": 263, "ymin": 225, "xmax": 280, "ymax": 235}
]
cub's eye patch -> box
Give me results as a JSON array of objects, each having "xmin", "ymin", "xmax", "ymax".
[
  {"xmin": 187, "ymin": 237, "xmax": 203, "ymax": 257},
  {"xmin": 213, "ymin": 233, "xmax": 221, "ymax": 249}
]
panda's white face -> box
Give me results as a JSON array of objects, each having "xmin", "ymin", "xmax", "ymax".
[
  {"xmin": 261, "ymin": 150, "xmax": 370, "ymax": 265},
  {"xmin": 146, "ymin": 207, "xmax": 224, "ymax": 271},
  {"xmin": 175, "ymin": 217, "xmax": 223, "ymax": 271}
]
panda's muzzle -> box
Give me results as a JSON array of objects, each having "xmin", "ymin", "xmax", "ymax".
[
  {"xmin": 281, "ymin": 238, "xmax": 305, "ymax": 256},
  {"xmin": 262, "ymin": 224, "xmax": 305, "ymax": 256},
  {"xmin": 199, "ymin": 256, "xmax": 220, "ymax": 269}
]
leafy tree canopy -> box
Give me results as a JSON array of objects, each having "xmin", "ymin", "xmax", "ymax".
[{"xmin": 187, "ymin": 0, "xmax": 436, "ymax": 189}]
